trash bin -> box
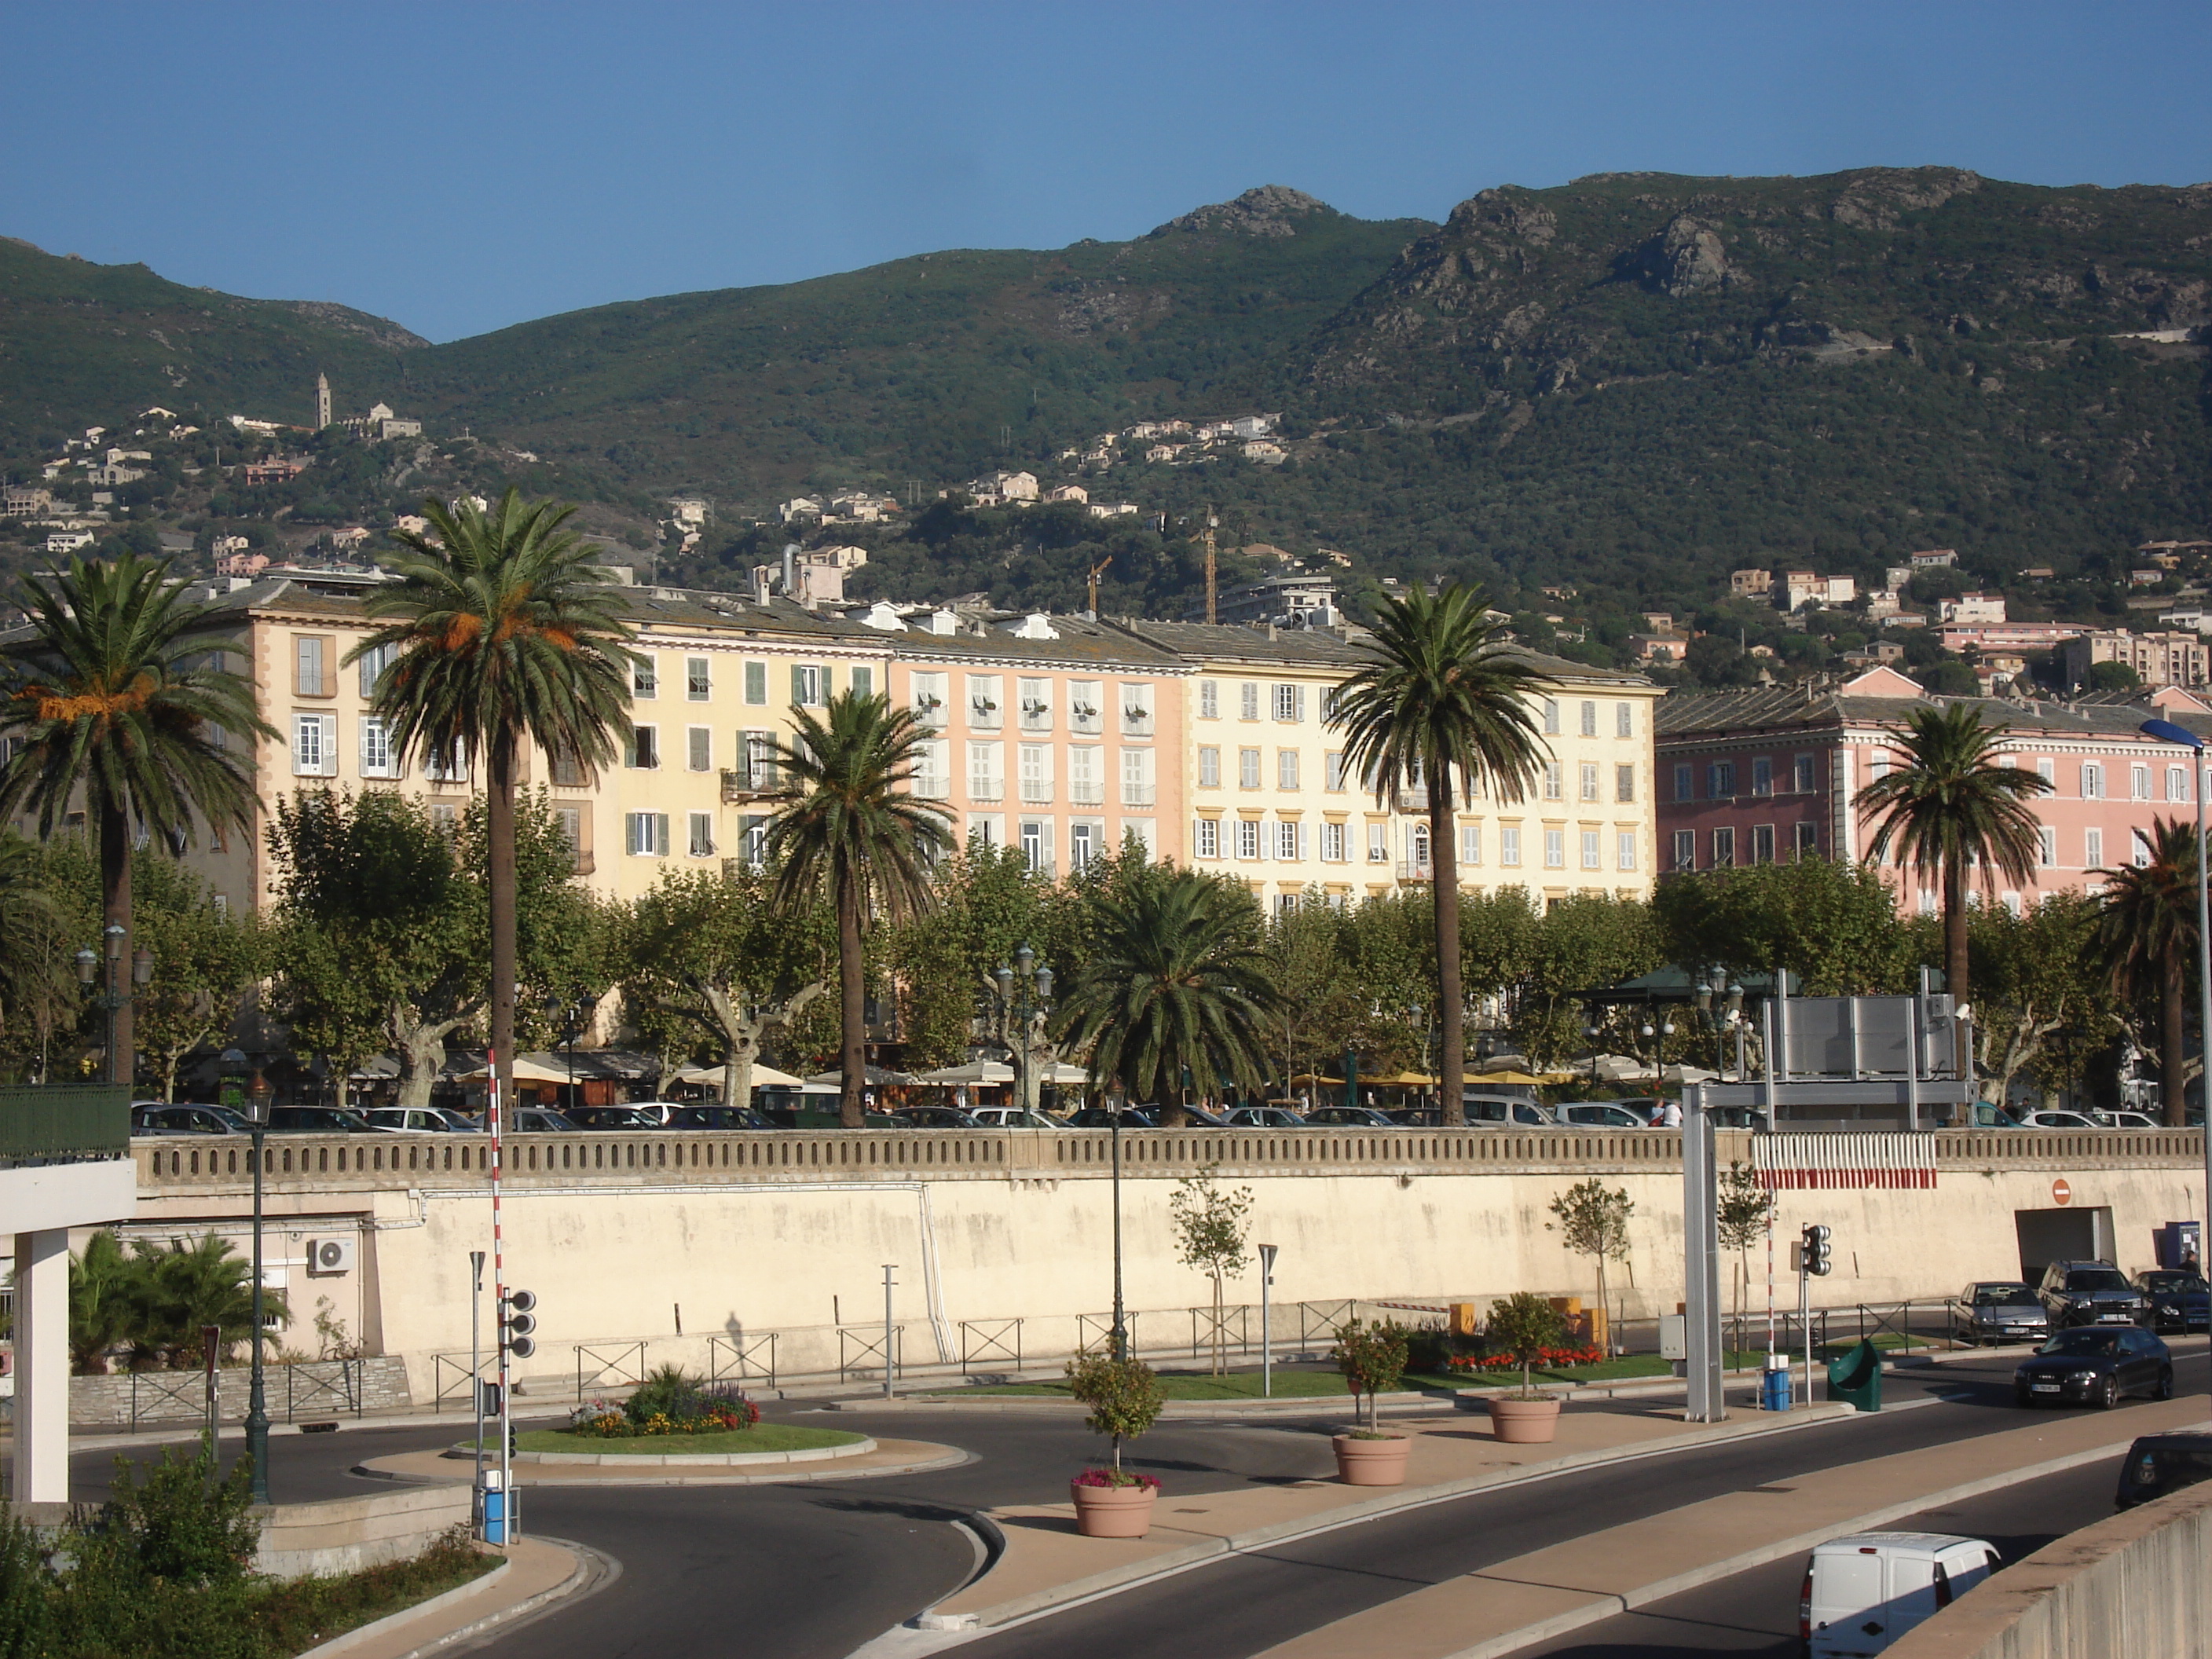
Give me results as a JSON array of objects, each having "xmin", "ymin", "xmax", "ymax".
[
  {"xmin": 1761, "ymin": 1354, "xmax": 1793, "ymax": 1412},
  {"xmin": 1827, "ymin": 1339, "xmax": 1882, "ymax": 1413},
  {"xmin": 480, "ymin": 1473, "xmax": 508, "ymax": 1544}
]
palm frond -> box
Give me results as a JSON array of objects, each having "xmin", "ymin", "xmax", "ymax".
[
  {"xmin": 1854, "ymin": 701, "xmax": 2053, "ymax": 891},
  {"xmin": 764, "ymin": 690, "xmax": 955, "ymax": 923}
]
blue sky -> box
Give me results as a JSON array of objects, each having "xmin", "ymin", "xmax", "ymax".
[{"xmin": 5, "ymin": 2, "xmax": 2207, "ymax": 342}]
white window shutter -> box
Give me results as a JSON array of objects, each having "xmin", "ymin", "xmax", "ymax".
[{"xmin": 1298, "ymin": 823, "xmax": 1309, "ymax": 861}]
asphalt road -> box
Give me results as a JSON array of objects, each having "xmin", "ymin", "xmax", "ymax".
[
  {"xmin": 60, "ymin": 1344, "xmax": 2206, "ymax": 1659},
  {"xmin": 1497, "ymin": 1459, "xmax": 2122, "ymax": 1657}
]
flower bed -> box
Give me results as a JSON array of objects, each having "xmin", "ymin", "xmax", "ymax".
[
  {"xmin": 568, "ymin": 1366, "xmax": 762, "ymax": 1437},
  {"xmin": 1071, "ymin": 1467, "xmax": 1159, "ymax": 1490},
  {"xmin": 1442, "ymin": 1345, "xmax": 1604, "ymax": 1374}
]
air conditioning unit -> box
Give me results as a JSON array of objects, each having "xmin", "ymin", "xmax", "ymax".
[{"xmin": 306, "ymin": 1237, "xmax": 356, "ymax": 1276}]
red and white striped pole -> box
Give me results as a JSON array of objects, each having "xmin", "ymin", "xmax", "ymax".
[{"xmin": 490, "ymin": 1046, "xmax": 514, "ymax": 1544}]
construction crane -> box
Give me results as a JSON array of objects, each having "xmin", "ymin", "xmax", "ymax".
[
  {"xmin": 1086, "ymin": 556, "xmax": 1112, "ymax": 617},
  {"xmin": 1202, "ymin": 505, "xmax": 1219, "ymax": 625}
]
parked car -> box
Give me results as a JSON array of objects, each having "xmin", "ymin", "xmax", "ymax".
[
  {"xmin": 1149, "ymin": 1103, "xmax": 1234, "ymax": 1126},
  {"xmin": 130, "ymin": 1104, "xmax": 234, "ymax": 1136},
  {"xmin": 2133, "ymin": 1269, "xmax": 2210, "ymax": 1333},
  {"xmin": 2038, "ymin": 1260, "xmax": 2151, "ymax": 1328},
  {"xmin": 1952, "ymin": 1281, "xmax": 2051, "ymax": 1346},
  {"xmin": 359, "ymin": 1107, "xmax": 466, "ymax": 1133},
  {"xmin": 2116, "ymin": 1431, "xmax": 2212, "ymax": 1508},
  {"xmin": 2014, "ymin": 1326, "xmax": 2173, "ymax": 1408},
  {"xmin": 1301, "ymin": 1104, "xmax": 1399, "ymax": 1127},
  {"xmin": 665, "ymin": 1104, "xmax": 775, "ymax": 1130},
  {"xmin": 1226, "ymin": 1105, "xmax": 1307, "ymax": 1128},
  {"xmin": 512, "ymin": 1107, "xmax": 581, "ymax": 1133},
  {"xmin": 2094, "ymin": 1110, "xmax": 2161, "ymax": 1129},
  {"xmin": 967, "ymin": 1106, "xmax": 1069, "ymax": 1129},
  {"xmin": 1064, "ymin": 1105, "xmax": 1159, "ymax": 1129},
  {"xmin": 1801, "ymin": 1532, "xmax": 1999, "ymax": 1657},
  {"xmin": 2017, "ymin": 1109, "xmax": 2099, "ymax": 1130},
  {"xmin": 563, "ymin": 1104, "xmax": 665, "ymax": 1130},
  {"xmin": 1554, "ymin": 1101, "xmax": 1654, "ymax": 1130},
  {"xmin": 1461, "ymin": 1095, "xmax": 1558, "ymax": 1128},
  {"xmin": 1708, "ymin": 1104, "xmax": 1771, "ymax": 1132},
  {"xmin": 265, "ymin": 1105, "xmax": 373, "ymax": 1133},
  {"xmin": 897, "ymin": 1104, "xmax": 981, "ymax": 1130}
]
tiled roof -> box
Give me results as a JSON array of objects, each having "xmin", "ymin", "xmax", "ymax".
[{"xmin": 1656, "ymin": 682, "xmax": 2212, "ymax": 742}]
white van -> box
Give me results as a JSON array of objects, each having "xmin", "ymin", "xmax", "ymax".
[{"xmin": 1802, "ymin": 1533, "xmax": 1999, "ymax": 1655}]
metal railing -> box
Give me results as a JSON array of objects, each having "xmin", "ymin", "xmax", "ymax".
[
  {"xmin": 126, "ymin": 1359, "xmax": 361, "ymax": 1429},
  {"xmin": 1, "ymin": 1084, "xmax": 129, "ymax": 1167},
  {"xmin": 708, "ymin": 1333, "xmax": 778, "ymax": 1390},
  {"xmin": 576, "ymin": 1342, "xmax": 648, "ymax": 1400},
  {"xmin": 1076, "ymin": 1312, "xmax": 1140, "ymax": 1355},
  {"xmin": 838, "ymin": 1326, "xmax": 903, "ymax": 1383},
  {"xmin": 960, "ymin": 1318, "xmax": 1023, "ymax": 1375},
  {"xmin": 434, "ymin": 1351, "xmax": 492, "ymax": 1408},
  {"xmin": 1191, "ymin": 1304, "xmax": 1250, "ymax": 1359}
]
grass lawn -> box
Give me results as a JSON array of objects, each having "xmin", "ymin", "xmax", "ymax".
[
  {"xmin": 515, "ymin": 1423, "xmax": 866, "ymax": 1456},
  {"xmin": 1405, "ymin": 1350, "xmax": 1771, "ymax": 1390}
]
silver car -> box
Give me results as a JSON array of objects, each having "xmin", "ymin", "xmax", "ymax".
[{"xmin": 1554, "ymin": 1101, "xmax": 1654, "ymax": 1130}]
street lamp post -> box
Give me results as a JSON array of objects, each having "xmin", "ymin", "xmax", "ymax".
[
  {"xmin": 988, "ymin": 943, "xmax": 1054, "ymax": 1117},
  {"xmin": 241, "ymin": 1071, "xmax": 273, "ymax": 1503},
  {"xmin": 1109, "ymin": 1091, "xmax": 1127, "ymax": 1361},
  {"xmin": 2139, "ymin": 720, "xmax": 2212, "ymax": 1238},
  {"xmin": 75, "ymin": 925, "xmax": 152, "ymax": 1088}
]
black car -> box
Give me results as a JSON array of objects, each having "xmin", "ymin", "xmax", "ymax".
[
  {"xmin": 266, "ymin": 1105, "xmax": 373, "ymax": 1133},
  {"xmin": 2116, "ymin": 1432, "xmax": 2212, "ymax": 1508},
  {"xmin": 2133, "ymin": 1269, "xmax": 2210, "ymax": 1334},
  {"xmin": 1303, "ymin": 1104, "xmax": 1400, "ymax": 1127},
  {"xmin": 131, "ymin": 1104, "xmax": 236, "ymax": 1136},
  {"xmin": 665, "ymin": 1104, "xmax": 775, "ymax": 1130},
  {"xmin": 2038, "ymin": 1260, "xmax": 2151, "ymax": 1328},
  {"xmin": 2014, "ymin": 1326, "xmax": 2173, "ymax": 1409},
  {"xmin": 564, "ymin": 1104, "xmax": 664, "ymax": 1130},
  {"xmin": 1955, "ymin": 1280, "xmax": 2053, "ymax": 1346},
  {"xmin": 1064, "ymin": 1106, "xmax": 1159, "ymax": 1129},
  {"xmin": 897, "ymin": 1104, "xmax": 980, "ymax": 1130}
]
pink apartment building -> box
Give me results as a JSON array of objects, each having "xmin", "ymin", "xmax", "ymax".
[{"xmin": 1654, "ymin": 665, "xmax": 2212, "ymax": 914}]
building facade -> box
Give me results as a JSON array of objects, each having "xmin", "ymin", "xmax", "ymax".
[{"xmin": 1654, "ymin": 665, "xmax": 2212, "ymax": 914}]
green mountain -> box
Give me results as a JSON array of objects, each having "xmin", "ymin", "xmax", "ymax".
[{"xmin": 5, "ymin": 168, "xmax": 2210, "ymax": 634}]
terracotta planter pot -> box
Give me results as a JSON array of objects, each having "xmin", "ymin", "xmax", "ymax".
[
  {"xmin": 1331, "ymin": 1432, "xmax": 1412, "ymax": 1485},
  {"xmin": 1486, "ymin": 1395, "xmax": 1562, "ymax": 1444},
  {"xmin": 1070, "ymin": 1478, "xmax": 1159, "ymax": 1538}
]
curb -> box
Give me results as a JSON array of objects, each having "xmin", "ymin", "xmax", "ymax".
[
  {"xmin": 1433, "ymin": 1436, "xmax": 2157, "ymax": 1659},
  {"xmin": 292, "ymin": 1536, "xmax": 611, "ymax": 1659},
  {"xmin": 501, "ymin": 1434, "xmax": 877, "ymax": 1467},
  {"xmin": 908, "ymin": 1401, "xmax": 1860, "ymax": 1632}
]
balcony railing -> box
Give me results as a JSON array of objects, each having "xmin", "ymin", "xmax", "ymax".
[
  {"xmin": 1020, "ymin": 781, "xmax": 1054, "ymax": 804},
  {"xmin": 969, "ymin": 778, "xmax": 1004, "ymax": 802},
  {"xmin": 1122, "ymin": 711, "xmax": 1154, "ymax": 736},
  {"xmin": 1070, "ymin": 782, "xmax": 1105, "ymax": 804},
  {"xmin": 1122, "ymin": 784, "xmax": 1156, "ymax": 806},
  {"xmin": 720, "ymin": 767, "xmax": 777, "ymax": 803},
  {"xmin": 2, "ymin": 1084, "xmax": 130, "ymax": 1169},
  {"xmin": 912, "ymin": 775, "xmax": 951, "ymax": 800},
  {"xmin": 1397, "ymin": 859, "xmax": 1433, "ymax": 882}
]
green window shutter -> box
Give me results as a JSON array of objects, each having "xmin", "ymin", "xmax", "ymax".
[
  {"xmin": 850, "ymin": 665, "xmax": 873, "ymax": 698},
  {"xmin": 745, "ymin": 661, "xmax": 767, "ymax": 705},
  {"xmin": 655, "ymin": 814, "xmax": 670, "ymax": 856},
  {"xmin": 791, "ymin": 665, "xmax": 806, "ymax": 705}
]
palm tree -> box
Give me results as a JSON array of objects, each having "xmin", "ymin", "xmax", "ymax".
[
  {"xmin": 1056, "ymin": 868, "xmax": 1282, "ymax": 1114},
  {"xmin": 2096, "ymin": 818, "xmax": 2199, "ymax": 1126},
  {"xmin": 1328, "ymin": 584, "xmax": 1547, "ymax": 1126},
  {"xmin": 350, "ymin": 491, "xmax": 635, "ymax": 1111},
  {"xmin": 0, "ymin": 554, "xmax": 273, "ymax": 1088},
  {"xmin": 766, "ymin": 690, "xmax": 953, "ymax": 1127},
  {"xmin": 1854, "ymin": 701, "xmax": 2050, "ymax": 1013}
]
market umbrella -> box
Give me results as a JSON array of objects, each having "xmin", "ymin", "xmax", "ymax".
[
  {"xmin": 671, "ymin": 1062, "xmax": 805, "ymax": 1089},
  {"xmin": 1471, "ymin": 1068, "xmax": 1555, "ymax": 1086},
  {"xmin": 805, "ymin": 1064, "xmax": 916, "ymax": 1086},
  {"xmin": 451, "ymin": 1057, "xmax": 572, "ymax": 1085}
]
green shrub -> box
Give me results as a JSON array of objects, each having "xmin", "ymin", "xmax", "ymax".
[
  {"xmin": 1331, "ymin": 1318, "xmax": 1412, "ymax": 1430},
  {"xmin": 1486, "ymin": 1293, "xmax": 1571, "ymax": 1400},
  {"xmin": 1064, "ymin": 1353, "xmax": 1164, "ymax": 1471}
]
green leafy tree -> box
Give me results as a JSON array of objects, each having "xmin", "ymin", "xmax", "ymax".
[
  {"xmin": 1064, "ymin": 1352, "xmax": 1164, "ymax": 1473},
  {"xmin": 1329, "ymin": 584, "xmax": 1547, "ymax": 1123},
  {"xmin": 1654, "ymin": 858, "xmax": 1910, "ymax": 995},
  {"xmin": 2095, "ymin": 819, "xmax": 2200, "ymax": 1126},
  {"xmin": 1331, "ymin": 1317, "xmax": 1412, "ymax": 1428},
  {"xmin": 1168, "ymin": 1168, "xmax": 1254, "ymax": 1375},
  {"xmin": 70, "ymin": 1229, "xmax": 137, "ymax": 1375},
  {"xmin": 350, "ymin": 489, "xmax": 636, "ymax": 1111},
  {"xmin": 767, "ymin": 690, "xmax": 954, "ymax": 1127},
  {"xmin": 1716, "ymin": 1162, "xmax": 1774, "ymax": 1353},
  {"xmin": 1484, "ymin": 1292, "xmax": 1569, "ymax": 1400},
  {"xmin": 0, "ymin": 831, "xmax": 74, "ymax": 1084},
  {"xmin": 1547, "ymin": 1178, "xmax": 1635, "ymax": 1353},
  {"xmin": 888, "ymin": 842, "xmax": 1068, "ymax": 1071},
  {"xmin": 1055, "ymin": 868, "xmax": 1282, "ymax": 1112},
  {"xmin": 1511, "ymin": 895, "xmax": 1664, "ymax": 1068},
  {"xmin": 0, "ymin": 554, "xmax": 273, "ymax": 1087},
  {"xmin": 1969, "ymin": 892, "xmax": 2116, "ymax": 1111},
  {"xmin": 619, "ymin": 866, "xmax": 831, "ymax": 1112},
  {"xmin": 1262, "ymin": 898, "xmax": 1362, "ymax": 1095},
  {"xmin": 1853, "ymin": 701, "xmax": 2051, "ymax": 1008}
]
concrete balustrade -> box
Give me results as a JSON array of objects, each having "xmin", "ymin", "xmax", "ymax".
[{"xmin": 130, "ymin": 1125, "xmax": 2202, "ymax": 1193}]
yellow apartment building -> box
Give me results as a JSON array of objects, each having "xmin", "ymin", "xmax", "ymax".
[
  {"xmin": 869, "ymin": 602, "xmax": 1188, "ymax": 873},
  {"xmin": 1115, "ymin": 621, "xmax": 1663, "ymax": 907}
]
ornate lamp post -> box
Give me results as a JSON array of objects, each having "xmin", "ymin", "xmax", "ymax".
[
  {"xmin": 548, "ymin": 995, "xmax": 590, "ymax": 1113},
  {"xmin": 987, "ymin": 943, "xmax": 1054, "ymax": 1117},
  {"xmin": 75, "ymin": 925, "xmax": 152, "ymax": 1087},
  {"xmin": 239, "ymin": 1061, "xmax": 275, "ymax": 1503},
  {"xmin": 1690, "ymin": 967, "xmax": 1743, "ymax": 1075}
]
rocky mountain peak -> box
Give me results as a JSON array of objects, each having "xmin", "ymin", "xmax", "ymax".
[{"xmin": 1152, "ymin": 185, "xmax": 1333, "ymax": 239}]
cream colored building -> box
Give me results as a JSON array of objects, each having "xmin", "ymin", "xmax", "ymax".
[{"xmin": 1117, "ymin": 621, "xmax": 1661, "ymax": 908}]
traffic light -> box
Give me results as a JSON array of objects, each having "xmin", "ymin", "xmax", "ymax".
[
  {"xmin": 501, "ymin": 1289, "xmax": 537, "ymax": 1360},
  {"xmin": 1801, "ymin": 1225, "xmax": 1833, "ymax": 1278}
]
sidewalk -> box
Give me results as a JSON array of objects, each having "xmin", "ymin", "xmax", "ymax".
[
  {"xmin": 911, "ymin": 1393, "xmax": 1857, "ymax": 1633},
  {"xmin": 1246, "ymin": 1396, "xmax": 2212, "ymax": 1659},
  {"xmin": 296, "ymin": 1535, "xmax": 599, "ymax": 1659},
  {"xmin": 357, "ymin": 1435, "xmax": 970, "ymax": 1488}
]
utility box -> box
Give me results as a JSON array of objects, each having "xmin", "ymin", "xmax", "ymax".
[
  {"xmin": 1658, "ymin": 1314, "xmax": 1687, "ymax": 1362},
  {"xmin": 1448, "ymin": 1302, "xmax": 1480, "ymax": 1337}
]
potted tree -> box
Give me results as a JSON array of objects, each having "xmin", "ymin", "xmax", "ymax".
[
  {"xmin": 1484, "ymin": 1292, "xmax": 1569, "ymax": 1443},
  {"xmin": 1330, "ymin": 1318, "xmax": 1413, "ymax": 1485},
  {"xmin": 1064, "ymin": 1352, "xmax": 1165, "ymax": 1537}
]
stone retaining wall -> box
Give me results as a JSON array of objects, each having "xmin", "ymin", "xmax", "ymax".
[
  {"xmin": 255, "ymin": 1483, "xmax": 471, "ymax": 1580},
  {"xmin": 64, "ymin": 1356, "xmax": 412, "ymax": 1426},
  {"xmin": 1889, "ymin": 1478, "xmax": 2212, "ymax": 1657}
]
